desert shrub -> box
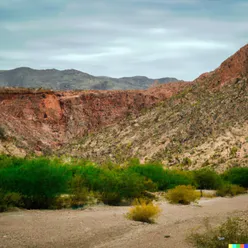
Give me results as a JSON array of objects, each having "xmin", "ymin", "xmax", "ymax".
[
  {"xmin": 230, "ymin": 146, "xmax": 238, "ymax": 157},
  {"xmin": 127, "ymin": 163, "xmax": 193, "ymax": 190},
  {"xmin": 127, "ymin": 163, "xmax": 166, "ymax": 190},
  {"xmin": 126, "ymin": 198, "xmax": 161, "ymax": 223},
  {"xmin": 216, "ymin": 184, "xmax": 246, "ymax": 197},
  {"xmin": 182, "ymin": 157, "xmax": 192, "ymax": 166},
  {"xmin": 66, "ymin": 163, "xmax": 153, "ymax": 206},
  {"xmin": 167, "ymin": 170, "xmax": 195, "ymax": 189},
  {"xmin": 118, "ymin": 170, "xmax": 155, "ymax": 198},
  {"xmin": 193, "ymin": 169, "xmax": 223, "ymax": 190},
  {"xmin": 166, "ymin": 185, "xmax": 200, "ymax": 205},
  {"xmin": 222, "ymin": 167, "xmax": 248, "ymax": 188},
  {"xmin": 98, "ymin": 169, "xmax": 148, "ymax": 205},
  {"xmin": 0, "ymin": 190, "xmax": 23, "ymax": 212},
  {"xmin": 71, "ymin": 165, "xmax": 102, "ymax": 191},
  {"xmin": 69, "ymin": 174, "xmax": 89, "ymax": 208},
  {"xmin": 0, "ymin": 158, "xmax": 71, "ymax": 209},
  {"xmin": 188, "ymin": 217, "xmax": 248, "ymax": 248},
  {"xmin": 0, "ymin": 155, "xmax": 26, "ymax": 169},
  {"xmin": 53, "ymin": 195, "xmax": 72, "ymax": 209},
  {"xmin": 101, "ymin": 192, "xmax": 122, "ymax": 205}
]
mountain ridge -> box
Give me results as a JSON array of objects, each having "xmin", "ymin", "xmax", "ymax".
[{"xmin": 0, "ymin": 67, "xmax": 178, "ymax": 90}]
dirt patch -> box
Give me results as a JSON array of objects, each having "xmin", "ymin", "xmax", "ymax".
[{"xmin": 0, "ymin": 195, "xmax": 247, "ymax": 248}]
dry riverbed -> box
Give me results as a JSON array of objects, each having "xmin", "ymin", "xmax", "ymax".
[{"xmin": 0, "ymin": 195, "xmax": 248, "ymax": 248}]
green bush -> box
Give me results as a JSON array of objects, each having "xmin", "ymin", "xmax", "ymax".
[
  {"xmin": 216, "ymin": 184, "xmax": 246, "ymax": 197},
  {"xmin": 0, "ymin": 155, "xmax": 245, "ymax": 210},
  {"xmin": 166, "ymin": 170, "xmax": 195, "ymax": 189},
  {"xmin": 70, "ymin": 164, "xmax": 102, "ymax": 191},
  {"xmin": 188, "ymin": 217, "xmax": 248, "ymax": 248},
  {"xmin": 98, "ymin": 169, "xmax": 148, "ymax": 205},
  {"xmin": 70, "ymin": 164, "xmax": 149, "ymax": 205},
  {"xmin": 193, "ymin": 169, "xmax": 223, "ymax": 190},
  {"xmin": 166, "ymin": 185, "xmax": 200, "ymax": 205},
  {"xmin": 0, "ymin": 155, "xmax": 25, "ymax": 169},
  {"xmin": 0, "ymin": 158, "xmax": 71, "ymax": 209},
  {"xmin": 127, "ymin": 163, "xmax": 193, "ymax": 190},
  {"xmin": 127, "ymin": 163, "xmax": 166, "ymax": 190},
  {"xmin": 222, "ymin": 167, "xmax": 248, "ymax": 188}
]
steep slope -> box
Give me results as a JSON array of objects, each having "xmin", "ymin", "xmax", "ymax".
[
  {"xmin": 194, "ymin": 44, "xmax": 248, "ymax": 87},
  {"xmin": 0, "ymin": 67, "xmax": 178, "ymax": 90},
  {"xmin": 59, "ymin": 44, "xmax": 248, "ymax": 170},
  {"xmin": 0, "ymin": 82, "xmax": 188, "ymax": 156}
]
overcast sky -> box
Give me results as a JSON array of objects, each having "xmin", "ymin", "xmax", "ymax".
[{"xmin": 0, "ymin": 0, "xmax": 247, "ymax": 80}]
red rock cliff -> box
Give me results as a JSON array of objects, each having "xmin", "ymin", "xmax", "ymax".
[{"xmin": 0, "ymin": 82, "xmax": 188, "ymax": 153}]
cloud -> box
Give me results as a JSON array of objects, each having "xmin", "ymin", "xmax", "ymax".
[{"xmin": 0, "ymin": 0, "xmax": 247, "ymax": 80}]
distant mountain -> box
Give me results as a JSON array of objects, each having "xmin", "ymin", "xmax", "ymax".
[{"xmin": 0, "ymin": 67, "xmax": 178, "ymax": 90}]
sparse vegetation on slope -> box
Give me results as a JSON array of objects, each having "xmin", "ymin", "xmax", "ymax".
[{"xmin": 64, "ymin": 70, "xmax": 248, "ymax": 170}]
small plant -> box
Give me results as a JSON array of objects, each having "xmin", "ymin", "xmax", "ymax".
[
  {"xmin": 216, "ymin": 184, "xmax": 246, "ymax": 197},
  {"xmin": 182, "ymin": 157, "xmax": 192, "ymax": 166},
  {"xmin": 188, "ymin": 217, "xmax": 248, "ymax": 248},
  {"xmin": 166, "ymin": 185, "xmax": 200, "ymax": 205},
  {"xmin": 0, "ymin": 190, "xmax": 23, "ymax": 212},
  {"xmin": 230, "ymin": 146, "xmax": 238, "ymax": 157},
  {"xmin": 126, "ymin": 198, "xmax": 161, "ymax": 223}
]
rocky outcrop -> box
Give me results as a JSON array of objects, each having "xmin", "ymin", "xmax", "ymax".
[{"xmin": 0, "ymin": 82, "xmax": 188, "ymax": 154}]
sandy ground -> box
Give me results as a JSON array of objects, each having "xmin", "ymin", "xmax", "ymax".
[{"xmin": 0, "ymin": 195, "xmax": 248, "ymax": 248}]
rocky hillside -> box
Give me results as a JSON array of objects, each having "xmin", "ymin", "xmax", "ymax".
[
  {"xmin": 0, "ymin": 44, "xmax": 247, "ymax": 171},
  {"xmin": 0, "ymin": 67, "xmax": 178, "ymax": 90},
  {"xmin": 0, "ymin": 82, "xmax": 188, "ymax": 156},
  {"xmin": 59, "ymin": 44, "xmax": 248, "ymax": 171}
]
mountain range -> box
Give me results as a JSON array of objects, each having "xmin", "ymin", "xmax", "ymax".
[
  {"xmin": 0, "ymin": 67, "xmax": 178, "ymax": 90},
  {"xmin": 0, "ymin": 44, "xmax": 247, "ymax": 171}
]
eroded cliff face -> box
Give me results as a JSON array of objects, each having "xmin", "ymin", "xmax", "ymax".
[{"xmin": 0, "ymin": 82, "xmax": 188, "ymax": 155}]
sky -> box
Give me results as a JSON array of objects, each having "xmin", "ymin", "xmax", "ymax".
[{"xmin": 0, "ymin": 0, "xmax": 247, "ymax": 80}]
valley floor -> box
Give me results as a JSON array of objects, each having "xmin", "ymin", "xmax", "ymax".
[{"xmin": 0, "ymin": 195, "xmax": 248, "ymax": 248}]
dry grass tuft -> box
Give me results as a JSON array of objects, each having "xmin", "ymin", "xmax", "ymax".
[
  {"xmin": 166, "ymin": 185, "xmax": 200, "ymax": 205},
  {"xmin": 126, "ymin": 198, "xmax": 161, "ymax": 223}
]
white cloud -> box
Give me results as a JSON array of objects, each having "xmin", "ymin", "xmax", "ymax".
[{"xmin": 0, "ymin": 0, "xmax": 247, "ymax": 80}]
